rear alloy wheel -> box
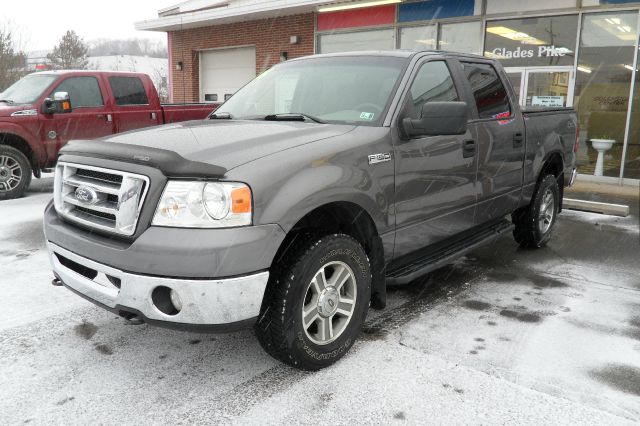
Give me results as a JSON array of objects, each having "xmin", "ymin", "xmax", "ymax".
[
  {"xmin": 512, "ymin": 174, "xmax": 559, "ymax": 248},
  {"xmin": 0, "ymin": 145, "xmax": 31, "ymax": 200},
  {"xmin": 255, "ymin": 234, "xmax": 371, "ymax": 370},
  {"xmin": 537, "ymin": 188, "xmax": 555, "ymax": 235}
]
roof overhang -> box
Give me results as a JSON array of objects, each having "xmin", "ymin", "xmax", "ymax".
[{"xmin": 135, "ymin": 0, "xmax": 339, "ymax": 32}]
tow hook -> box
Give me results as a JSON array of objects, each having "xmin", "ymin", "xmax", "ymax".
[{"xmin": 122, "ymin": 314, "xmax": 144, "ymax": 325}]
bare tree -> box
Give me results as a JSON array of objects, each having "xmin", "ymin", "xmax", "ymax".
[
  {"xmin": 151, "ymin": 65, "xmax": 169, "ymax": 103},
  {"xmin": 0, "ymin": 25, "xmax": 27, "ymax": 91},
  {"xmin": 47, "ymin": 30, "xmax": 88, "ymax": 70}
]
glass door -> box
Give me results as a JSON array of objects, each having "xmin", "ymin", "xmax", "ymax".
[
  {"xmin": 524, "ymin": 67, "xmax": 575, "ymax": 108},
  {"xmin": 506, "ymin": 68, "xmax": 524, "ymax": 105},
  {"xmin": 505, "ymin": 66, "xmax": 575, "ymax": 107}
]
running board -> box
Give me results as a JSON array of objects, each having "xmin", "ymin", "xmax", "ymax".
[{"xmin": 386, "ymin": 220, "xmax": 514, "ymax": 285}]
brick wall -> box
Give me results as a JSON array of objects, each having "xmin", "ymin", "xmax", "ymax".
[{"xmin": 169, "ymin": 13, "xmax": 316, "ymax": 103}]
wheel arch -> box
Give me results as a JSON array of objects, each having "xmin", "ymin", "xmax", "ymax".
[
  {"xmin": 271, "ymin": 200, "xmax": 387, "ymax": 308},
  {"xmin": 538, "ymin": 151, "xmax": 564, "ymax": 212},
  {"xmin": 0, "ymin": 131, "xmax": 39, "ymax": 177}
]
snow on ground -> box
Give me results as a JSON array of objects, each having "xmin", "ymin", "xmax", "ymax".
[
  {"xmin": 561, "ymin": 208, "xmax": 639, "ymax": 234},
  {"xmin": 0, "ymin": 178, "xmax": 639, "ymax": 425}
]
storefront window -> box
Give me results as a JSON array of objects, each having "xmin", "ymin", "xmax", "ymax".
[
  {"xmin": 318, "ymin": 29, "xmax": 395, "ymax": 54},
  {"xmin": 439, "ymin": 21, "xmax": 483, "ymax": 55},
  {"xmin": 399, "ymin": 25, "xmax": 437, "ymax": 50},
  {"xmin": 574, "ymin": 12, "xmax": 638, "ymax": 178},
  {"xmin": 486, "ymin": 0, "xmax": 577, "ymax": 14},
  {"xmin": 485, "ymin": 16, "xmax": 579, "ymax": 67}
]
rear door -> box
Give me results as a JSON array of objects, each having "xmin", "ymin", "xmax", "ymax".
[
  {"xmin": 44, "ymin": 75, "xmax": 115, "ymax": 145},
  {"xmin": 458, "ymin": 60, "xmax": 526, "ymax": 226},
  {"xmin": 392, "ymin": 58, "xmax": 478, "ymax": 259},
  {"xmin": 108, "ymin": 75, "xmax": 161, "ymax": 133}
]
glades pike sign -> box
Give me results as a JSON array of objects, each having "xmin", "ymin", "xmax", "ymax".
[{"xmin": 492, "ymin": 45, "xmax": 568, "ymax": 59}]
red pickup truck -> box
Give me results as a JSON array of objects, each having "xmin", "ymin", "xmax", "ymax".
[{"xmin": 0, "ymin": 70, "xmax": 219, "ymax": 199}]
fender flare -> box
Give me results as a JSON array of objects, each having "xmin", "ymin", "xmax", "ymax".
[
  {"xmin": 0, "ymin": 123, "xmax": 44, "ymax": 166},
  {"xmin": 256, "ymin": 163, "xmax": 388, "ymax": 236}
]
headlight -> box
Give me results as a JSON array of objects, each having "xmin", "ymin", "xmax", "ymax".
[{"xmin": 152, "ymin": 181, "xmax": 252, "ymax": 228}]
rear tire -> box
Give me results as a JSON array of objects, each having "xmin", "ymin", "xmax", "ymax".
[
  {"xmin": 512, "ymin": 174, "xmax": 559, "ymax": 248},
  {"xmin": 255, "ymin": 233, "xmax": 371, "ymax": 370},
  {"xmin": 0, "ymin": 145, "xmax": 31, "ymax": 200}
]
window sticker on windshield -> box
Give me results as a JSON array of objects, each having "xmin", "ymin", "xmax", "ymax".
[{"xmin": 360, "ymin": 112, "xmax": 375, "ymax": 121}]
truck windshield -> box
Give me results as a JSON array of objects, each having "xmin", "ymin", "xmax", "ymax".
[
  {"xmin": 217, "ymin": 56, "xmax": 407, "ymax": 126},
  {"xmin": 0, "ymin": 74, "xmax": 58, "ymax": 105}
]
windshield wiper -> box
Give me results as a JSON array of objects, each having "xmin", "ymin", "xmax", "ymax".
[
  {"xmin": 264, "ymin": 113, "xmax": 326, "ymax": 124},
  {"xmin": 0, "ymin": 99, "xmax": 14, "ymax": 105},
  {"xmin": 209, "ymin": 112, "xmax": 233, "ymax": 119}
]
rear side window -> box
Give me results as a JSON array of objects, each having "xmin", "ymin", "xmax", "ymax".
[
  {"xmin": 406, "ymin": 61, "xmax": 459, "ymax": 119},
  {"xmin": 108, "ymin": 77, "xmax": 149, "ymax": 105},
  {"xmin": 461, "ymin": 62, "xmax": 511, "ymax": 119},
  {"xmin": 53, "ymin": 77, "xmax": 103, "ymax": 108}
]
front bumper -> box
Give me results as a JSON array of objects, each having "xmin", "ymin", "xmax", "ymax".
[
  {"xmin": 44, "ymin": 201, "xmax": 286, "ymax": 278},
  {"xmin": 48, "ymin": 242, "xmax": 269, "ymax": 330}
]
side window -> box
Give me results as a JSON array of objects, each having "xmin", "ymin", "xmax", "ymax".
[
  {"xmin": 108, "ymin": 77, "xmax": 149, "ymax": 106},
  {"xmin": 461, "ymin": 62, "xmax": 511, "ymax": 119},
  {"xmin": 53, "ymin": 77, "xmax": 103, "ymax": 108},
  {"xmin": 406, "ymin": 61, "xmax": 459, "ymax": 119}
]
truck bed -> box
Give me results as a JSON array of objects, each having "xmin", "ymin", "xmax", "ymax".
[{"xmin": 161, "ymin": 103, "xmax": 220, "ymax": 124}]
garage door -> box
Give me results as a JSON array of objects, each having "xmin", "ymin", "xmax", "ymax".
[{"xmin": 200, "ymin": 47, "xmax": 256, "ymax": 103}]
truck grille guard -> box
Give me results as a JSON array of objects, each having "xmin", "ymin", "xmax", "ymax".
[{"xmin": 53, "ymin": 162, "xmax": 149, "ymax": 236}]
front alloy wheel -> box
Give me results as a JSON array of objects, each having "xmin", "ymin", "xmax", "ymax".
[
  {"xmin": 0, "ymin": 154, "xmax": 23, "ymax": 193},
  {"xmin": 302, "ymin": 261, "xmax": 357, "ymax": 345},
  {"xmin": 255, "ymin": 234, "xmax": 371, "ymax": 370},
  {"xmin": 0, "ymin": 145, "xmax": 31, "ymax": 200}
]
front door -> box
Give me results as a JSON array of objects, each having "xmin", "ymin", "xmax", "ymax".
[
  {"xmin": 506, "ymin": 66, "xmax": 575, "ymax": 108},
  {"xmin": 44, "ymin": 76, "xmax": 115, "ymax": 147},
  {"xmin": 392, "ymin": 59, "xmax": 477, "ymax": 259}
]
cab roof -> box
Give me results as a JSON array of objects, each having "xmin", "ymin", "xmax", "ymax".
[{"xmin": 290, "ymin": 49, "xmax": 486, "ymax": 62}]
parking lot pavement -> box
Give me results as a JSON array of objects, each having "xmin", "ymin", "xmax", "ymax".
[{"xmin": 1, "ymin": 178, "xmax": 639, "ymax": 425}]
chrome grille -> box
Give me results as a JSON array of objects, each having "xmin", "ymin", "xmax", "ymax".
[{"xmin": 54, "ymin": 162, "xmax": 149, "ymax": 236}]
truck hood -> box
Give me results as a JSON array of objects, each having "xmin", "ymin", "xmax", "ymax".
[
  {"xmin": 0, "ymin": 104, "xmax": 35, "ymax": 118},
  {"xmin": 98, "ymin": 119, "xmax": 356, "ymax": 171}
]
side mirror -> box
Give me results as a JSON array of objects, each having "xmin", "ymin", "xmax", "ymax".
[
  {"xmin": 402, "ymin": 101, "xmax": 468, "ymax": 139},
  {"xmin": 41, "ymin": 92, "xmax": 72, "ymax": 115}
]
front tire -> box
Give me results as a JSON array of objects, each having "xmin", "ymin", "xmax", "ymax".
[
  {"xmin": 255, "ymin": 234, "xmax": 371, "ymax": 370},
  {"xmin": 512, "ymin": 174, "xmax": 560, "ymax": 248},
  {"xmin": 0, "ymin": 145, "xmax": 31, "ymax": 200}
]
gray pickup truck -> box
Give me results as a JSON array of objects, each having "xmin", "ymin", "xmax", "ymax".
[{"xmin": 44, "ymin": 51, "xmax": 577, "ymax": 370}]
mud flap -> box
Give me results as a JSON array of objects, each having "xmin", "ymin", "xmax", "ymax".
[{"xmin": 370, "ymin": 236, "xmax": 386, "ymax": 310}]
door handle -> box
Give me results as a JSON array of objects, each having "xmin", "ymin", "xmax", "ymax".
[
  {"xmin": 98, "ymin": 114, "xmax": 113, "ymax": 122},
  {"xmin": 463, "ymin": 139, "xmax": 476, "ymax": 158},
  {"xmin": 151, "ymin": 112, "xmax": 157, "ymax": 120},
  {"xmin": 513, "ymin": 132, "xmax": 524, "ymax": 147}
]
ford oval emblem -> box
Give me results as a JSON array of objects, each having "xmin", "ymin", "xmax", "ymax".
[{"xmin": 75, "ymin": 186, "xmax": 98, "ymax": 204}]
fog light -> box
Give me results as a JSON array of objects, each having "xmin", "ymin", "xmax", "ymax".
[
  {"xmin": 170, "ymin": 289, "xmax": 183, "ymax": 312},
  {"xmin": 151, "ymin": 286, "xmax": 181, "ymax": 316}
]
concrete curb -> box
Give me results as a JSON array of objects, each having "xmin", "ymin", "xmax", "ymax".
[{"xmin": 563, "ymin": 198, "xmax": 630, "ymax": 217}]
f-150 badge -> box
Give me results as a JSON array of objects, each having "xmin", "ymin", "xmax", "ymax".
[{"xmin": 368, "ymin": 152, "xmax": 391, "ymax": 165}]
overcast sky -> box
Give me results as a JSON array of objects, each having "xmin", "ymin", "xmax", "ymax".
[{"xmin": 3, "ymin": 0, "xmax": 178, "ymax": 52}]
